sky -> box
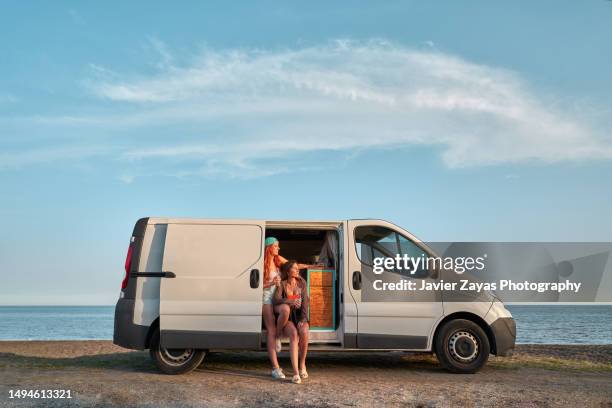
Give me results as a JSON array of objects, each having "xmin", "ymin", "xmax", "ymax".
[{"xmin": 1, "ymin": 1, "xmax": 611, "ymax": 305}]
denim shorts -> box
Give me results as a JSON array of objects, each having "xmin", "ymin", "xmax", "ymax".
[{"xmin": 262, "ymin": 286, "xmax": 276, "ymax": 305}]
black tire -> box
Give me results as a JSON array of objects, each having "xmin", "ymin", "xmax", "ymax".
[
  {"xmin": 434, "ymin": 319, "xmax": 490, "ymax": 374},
  {"xmin": 149, "ymin": 330, "xmax": 206, "ymax": 375}
]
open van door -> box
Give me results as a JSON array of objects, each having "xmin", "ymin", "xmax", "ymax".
[{"xmin": 159, "ymin": 221, "xmax": 265, "ymax": 349}]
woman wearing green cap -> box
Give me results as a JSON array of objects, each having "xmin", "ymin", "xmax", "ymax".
[{"xmin": 262, "ymin": 236, "xmax": 316, "ymax": 380}]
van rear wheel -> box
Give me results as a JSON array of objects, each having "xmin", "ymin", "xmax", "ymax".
[
  {"xmin": 149, "ymin": 330, "xmax": 206, "ymax": 374},
  {"xmin": 435, "ymin": 319, "xmax": 490, "ymax": 374}
]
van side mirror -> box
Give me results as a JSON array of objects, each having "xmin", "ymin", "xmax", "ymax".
[{"xmin": 250, "ymin": 269, "xmax": 260, "ymax": 288}]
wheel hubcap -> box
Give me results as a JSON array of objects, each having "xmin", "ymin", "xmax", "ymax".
[
  {"xmin": 448, "ymin": 331, "xmax": 479, "ymax": 363},
  {"xmin": 159, "ymin": 347, "xmax": 194, "ymax": 366}
]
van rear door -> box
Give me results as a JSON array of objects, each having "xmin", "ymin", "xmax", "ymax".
[{"xmin": 159, "ymin": 221, "xmax": 265, "ymax": 349}]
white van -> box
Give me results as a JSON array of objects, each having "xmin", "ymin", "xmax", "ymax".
[{"xmin": 114, "ymin": 217, "xmax": 515, "ymax": 374}]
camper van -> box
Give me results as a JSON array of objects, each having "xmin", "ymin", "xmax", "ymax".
[{"xmin": 113, "ymin": 217, "xmax": 515, "ymax": 374}]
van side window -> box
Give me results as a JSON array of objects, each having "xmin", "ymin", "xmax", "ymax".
[
  {"xmin": 354, "ymin": 225, "xmax": 429, "ymax": 278},
  {"xmin": 398, "ymin": 234, "xmax": 429, "ymax": 278}
]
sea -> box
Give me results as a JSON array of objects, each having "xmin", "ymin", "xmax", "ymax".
[{"xmin": 0, "ymin": 305, "xmax": 610, "ymax": 344}]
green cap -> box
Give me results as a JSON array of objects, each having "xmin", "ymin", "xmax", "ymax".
[{"xmin": 265, "ymin": 237, "xmax": 279, "ymax": 247}]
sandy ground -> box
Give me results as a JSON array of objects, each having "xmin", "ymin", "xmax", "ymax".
[{"xmin": 0, "ymin": 341, "xmax": 610, "ymax": 407}]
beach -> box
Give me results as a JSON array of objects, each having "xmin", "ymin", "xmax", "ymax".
[{"xmin": 0, "ymin": 341, "xmax": 610, "ymax": 407}]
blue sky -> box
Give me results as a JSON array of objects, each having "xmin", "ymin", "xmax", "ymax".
[{"xmin": 1, "ymin": 1, "xmax": 611, "ymax": 305}]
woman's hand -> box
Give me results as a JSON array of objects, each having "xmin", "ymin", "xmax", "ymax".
[
  {"xmin": 285, "ymin": 298, "xmax": 300, "ymax": 307},
  {"xmin": 286, "ymin": 298, "xmax": 302, "ymax": 308},
  {"xmin": 273, "ymin": 276, "xmax": 281, "ymax": 287}
]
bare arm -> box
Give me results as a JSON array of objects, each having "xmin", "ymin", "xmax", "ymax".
[
  {"xmin": 297, "ymin": 263, "xmax": 325, "ymax": 270},
  {"xmin": 278, "ymin": 255, "xmax": 322, "ymax": 271}
]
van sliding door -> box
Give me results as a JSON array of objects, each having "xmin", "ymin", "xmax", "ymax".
[{"xmin": 159, "ymin": 221, "xmax": 265, "ymax": 349}]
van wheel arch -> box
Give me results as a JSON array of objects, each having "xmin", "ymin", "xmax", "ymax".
[
  {"xmin": 433, "ymin": 312, "xmax": 496, "ymax": 355},
  {"xmin": 148, "ymin": 328, "xmax": 206, "ymax": 375},
  {"xmin": 145, "ymin": 317, "xmax": 160, "ymax": 349}
]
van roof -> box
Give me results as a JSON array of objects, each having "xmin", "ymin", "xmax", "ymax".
[
  {"xmin": 139, "ymin": 217, "xmax": 423, "ymax": 243},
  {"xmin": 143, "ymin": 217, "xmax": 387, "ymax": 226}
]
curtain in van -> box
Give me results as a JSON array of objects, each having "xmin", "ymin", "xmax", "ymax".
[{"xmin": 318, "ymin": 231, "xmax": 338, "ymax": 269}]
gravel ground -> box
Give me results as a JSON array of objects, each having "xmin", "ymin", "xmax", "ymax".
[{"xmin": 0, "ymin": 341, "xmax": 610, "ymax": 407}]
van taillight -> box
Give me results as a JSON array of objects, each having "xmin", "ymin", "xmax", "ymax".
[{"xmin": 121, "ymin": 244, "xmax": 133, "ymax": 290}]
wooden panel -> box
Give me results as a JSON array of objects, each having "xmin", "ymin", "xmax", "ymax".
[
  {"xmin": 310, "ymin": 286, "xmax": 334, "ymax": 328},
  {"xmin": 309, "ymin": 271, "xmax": 333, "ymax": 287},
  {"xmin": 308, "ymin": 269, "xmax": 335, "ymax": 329}
]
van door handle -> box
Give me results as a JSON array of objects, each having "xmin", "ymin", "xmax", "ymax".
[
  {"xmin": 250, "ymin": 269, "xmax": 260, "ymax": 288},
  {"xmin": 352, "ymin": 271, "xmax": 362, "ymax": 290},
  {"xmin": 130, "ymin": 271, "xmax": 175, "ymax": 278}
]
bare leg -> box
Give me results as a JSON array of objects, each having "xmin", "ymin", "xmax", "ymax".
[
  {"xmin": 274, "ymin": 304, "xmax": 290, "ymax": 338},
  {"xmin": 262, "ymin": 304, "xmax": 279, "ymax": 369},
  {"xmin": 283, "ymin": 322, "xmax": 299, "ymax": 376},
  {"xmin": 297, "ymin": 322, "xmax": 309, "ymax": 372}
]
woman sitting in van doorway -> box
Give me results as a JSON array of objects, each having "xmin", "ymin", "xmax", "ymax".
[
  {"xmin": 273, "ymin": 260, "xmax": 310, "ymax": 384},
  {"xmin": 262, "ymin": 237, "xmax": 315, "ymax": 380}
]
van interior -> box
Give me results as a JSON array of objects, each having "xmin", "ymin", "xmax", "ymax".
[{"xmin": 264, "ymin": 227, "xmax": 341, "ymax": 345}]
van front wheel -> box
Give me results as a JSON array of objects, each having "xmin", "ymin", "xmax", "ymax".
[
  {"xmin": 435, "ymin": 319, "xmax": 490, "ymax": 374},
  {"xmin": 149, "ymin": 330, "xmax": 206, "ymax": 375}
]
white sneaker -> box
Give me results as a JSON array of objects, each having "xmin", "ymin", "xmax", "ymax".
[
  {"xmin": 275, "ymin": 338, "xmax": 282, "ymax": 353},
  {"xmin": 271, "ymin": 367, "xmax": 285, "ymax": 379},
  {"xmin": 291, "ymin": 374, "xmax": 302, "ymax": 384}
]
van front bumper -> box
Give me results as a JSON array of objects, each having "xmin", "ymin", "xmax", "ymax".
[
  {"xmin": 490, "ymin": 317, "xmax": 516, "ymax": 356},
  {"xmin": 113, "ymin": 298, "xmax": 149, "ymax": 350}
]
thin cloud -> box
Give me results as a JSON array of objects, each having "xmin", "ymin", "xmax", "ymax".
[
  {"xmin": 68, "ymin": 9, "xmax": 86, "ymax": 26},
  {"xmin": 118, "ymin": 174, "xmax": 135, "ymax": 184},
  {"xmin": 146, "ymin": 37, "xmax": 175, "ymax": 70},
  {"xmin": 90, "ymin": 40, "xmax": 612, "ymax": 169},
  {"xmin": 0, "ymin": 93, "xmax": 18, "ymax": 104},
  {"xmin": 0, "ymin": 146, "xmax": 109, "ymax": 168},
  {"xmin": 3, "ymin": 40, "xmax": 611, "ymax": 177}
]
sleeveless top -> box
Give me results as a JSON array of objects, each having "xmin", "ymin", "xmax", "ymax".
[{"xmin": 266, "ymin": 265, "xmax": 279, "ymax": 286}]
